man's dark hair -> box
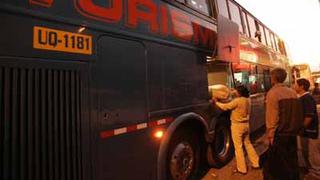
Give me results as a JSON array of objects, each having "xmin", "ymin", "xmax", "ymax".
[
  {"xmin": 271, "ymin": 68, "xmax": 287, "ymax": 83},
  {"xmin": 297, "ymin": 78, "xmax": 310, "ymax": 91},
  {"xmin": 236, "ymin": 85, "xmax": 250, "ymax": 98}
]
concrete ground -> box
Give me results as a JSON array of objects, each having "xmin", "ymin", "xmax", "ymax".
[
  {"xmin": 201, "ymin": 105, "xmax": 320, "ymax": 180},
  {"xmin": 202, "ymin": 130, "xmax": 268, "ymax": 180}
]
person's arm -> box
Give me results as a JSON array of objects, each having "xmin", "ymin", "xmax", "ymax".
[
  {"xmin": 216, "ymin": 99, "xmax": 238, "ymax": 111},
  {"xmin": 265, "ymin": 91, "xmax": 279, "ymax": 145}
]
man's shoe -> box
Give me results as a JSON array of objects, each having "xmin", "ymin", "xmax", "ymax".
[
  {"xmin": 251, "ymin": 166, "xmax": 261, "ymax": 170},
  {"xmin": 232, "ymin": 169, "xmax": 247, "ymax": 175}
]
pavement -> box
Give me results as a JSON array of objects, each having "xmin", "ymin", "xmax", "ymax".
[
  {"xmin": 201, "ymin": 105, "xmax": 320, "ymax": 180},
  {"xmin": 202, "ymin": 129, "xmax": 268, "ymax": 180}
]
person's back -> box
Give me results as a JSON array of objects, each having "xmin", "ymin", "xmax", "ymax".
[
  {"xmin": 226, "ymin": 97, "xmax": 250, "ymax": 123},
  {"xmin": 268, "ymin": 84, "xmax": 296, "ymax": 99},
  {"xmin": 264, "ymin": 68, "xmax": 301, "ymax": 180},
  {"xmin": 266, "ymin": 84, "xmax": 301, "ymax": 137}
]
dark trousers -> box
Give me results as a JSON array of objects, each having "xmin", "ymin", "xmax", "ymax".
[{"xmin": 263, "ymin": 135, "xmax": 299, "ymax": 180}]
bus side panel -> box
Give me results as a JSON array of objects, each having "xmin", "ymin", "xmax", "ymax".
[
  {"xmin": 92, "ymin": 36, "xmax": 158, "ymax": 180},
  {"xmin": 0, "ymin": 10, "xmax": 95, "ymax": 180},
  {"xmin": 249, "ymin": 94, "xmax": 266, "ymax": 132},
  {"xmin": 0, "ymin": 10, "xmax": 97, "ymax": 61},
  {"xmin": 0, "ymin": 57, "xmax": 90, "ymax": 180},
  {"xmin": 146, "ymin": 42, "xmax": 210, "ymax": 111}
]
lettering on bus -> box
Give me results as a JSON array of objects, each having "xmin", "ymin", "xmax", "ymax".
[
  {"xmin": 72, "ymin": 0, "xmax": 217, "ymax": 49},
  {"xmin": 33, "ymin": 26, "xmax": 92, "ymax": 55},
  {"xmin": 170, "ymin": 8, "xmax": 193, "ymax": 41},
  {"xmin": 76, "ymin": 0, "xmax": 123, "ymax": 23},
  {"xmin": 159, "ymin": 5, "xmax": 169, "ymax": 36},
  {"xmin": 192, "ymin": 22, "xmax": 216, "ymax": 49},
  {"xmin": 127, "ymin": 0, "xmax": 159, "ymax": 33},
  {"xmin": 29, "ymin": 0, "xmax": 54, "ymax": 7}
]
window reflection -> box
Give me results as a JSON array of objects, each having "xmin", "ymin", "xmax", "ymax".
[
  {"xmin": 186, "ymin": 0, "xmax": 210, "ymax": 15},
  {"xmin": 233, "ymin": 63, "xmax": 270, "ymax": 94},
  {"xmin": 229, "ymin": 1, "xmax": 243, "ymax": 33},
  {"xmin": 217, "ymin": 0, "xmax": 229, "ymax": 18}
]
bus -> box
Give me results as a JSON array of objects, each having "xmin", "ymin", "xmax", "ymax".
[
  {"xmin": 292, "ymin": 64, "xmax": 314, "ymax": 89},
  {"xmin": 208, "ymin": 0, "xmax": 291, "ymax": 133},
  {"xmin": 0, "ymin": 0, "xmax": 290, "ymax": 179}
]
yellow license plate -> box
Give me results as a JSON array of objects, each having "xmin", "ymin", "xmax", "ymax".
[{"xmin": 33, "ymin": 26, "xmax": 92, "ymax": 55}]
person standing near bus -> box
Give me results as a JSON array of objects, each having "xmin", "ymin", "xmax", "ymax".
[
  {"xmin": 294, "ymin": 78, "xmax": 320, "ymax": 180},
  {"xmin": 312, "ymin": 83, "xmax": 320, "ymax": 95},
  {"xmin": 263, "ymin": 68, "xmax": 303, "ymax": 180},
  {"xmin": 215, "ymin": 85, "xmax": 260, "ymax": 175},
  {"xmin": 312, "ymin": 82, "xmax": 320, "ymax": 104}
]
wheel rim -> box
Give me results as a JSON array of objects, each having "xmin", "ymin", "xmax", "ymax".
[
  {"xmin": 214, "ymin": 126, "xmax": 230, "ymax": 157},
  {"xmin": 170, "ymin": 142, "xmax": 194, "ymax": 180}
]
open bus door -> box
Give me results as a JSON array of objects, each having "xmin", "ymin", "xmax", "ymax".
[
  {"xmin": 206, "ymin": 15, "xmax": 241, "ymax": 168},
  {"xmin": 207, "ymin": 14, "xmax": 239, "ymax": 101},
  {"xmin": 216, "ymin": 14, "xmax": 240, "ymax": 64}
]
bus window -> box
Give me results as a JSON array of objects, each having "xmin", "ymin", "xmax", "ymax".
[
  {"xmin": 263, "ymin": 70, "xmax": 272, "ymax": 92},
  {"xmin": 258, "ymin": 24, "xmax": 267, "ymax": 45},
  {"xmin": 272, "ymin": 33, "xmax": 278, "ymax": 52},
  {"xmin": 217, "ymin": 0, "xmax": 229, "ymax": 18},
  {"xmin": 265, "ymin": 29, "xmax": 272, "ymax": 48},
  {"xmin": 176, "ymin": 0, "xmax": 185, "ymax": 3},
  {"xmin": 269, "ymin": 32, "xmax": 276, "ymax": 50},
  {"xmin": 186, "ymin": 0, "xmax": 210, "ymax": 16},
  {"xmin": 228, "ymin": 0, "xmax": 243, "ymax": 33},
  {"xmin": 257, "ymin": 65, "xmax": 272, "ymax": 92},
  {"xmin": 275, "ymin": 35, "xmax": 280, "ymax": 53},
  {"xmin": 278, "ymin": 39, "xmax": 287, "ymax": 55},
  {"xmin": 209, "ymin": 0, "xmax": 218, "ymax": 18},
  {"xmin": 282, "ymin": 42, "xmax": 288, "ymax": 56},
  {"xmin": 233, "ymin": 64, "xmax": 251, "ymax": 89},
  {"xmin": 242, "ymin": 11, "xmax": 250, "ymax": 36},
  {"xmin": 232, "ymin": 63, "xmax": 269, "ymax": 94},
  {"xmin": 247, "ymin": 15, "xmax": 257, "ymax": 39},
  {"xmin": 273, "ymin": 34, "xmax": 278, "ymax": 51}
]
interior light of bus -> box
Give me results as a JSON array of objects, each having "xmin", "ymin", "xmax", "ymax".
[
  {"xmin": 240, "ymin": 50, "xmax": 258, "ymax": 63},
  {"xmin": 240, "ymin": 41, "xmax": 250, "ymax": 45},
  {"xmin": 78, "ymin": 27, "xmax": 86, "ymax": 33},
  {"xmin": 206, "ymin": 56, "xmax": 215, "ymax": 62},
  {"xmin": 154, "ymin": 130, "xmax": 164, "ymax": 139}
]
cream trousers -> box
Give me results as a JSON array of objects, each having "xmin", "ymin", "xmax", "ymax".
[{"xmin": 231, "ymin": 123, "xmax": 259, "ymax": 173}]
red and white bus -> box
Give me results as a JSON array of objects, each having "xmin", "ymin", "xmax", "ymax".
[{"xmin": 0, "ymin": 0, "xmax": 291, "ymax": 179}]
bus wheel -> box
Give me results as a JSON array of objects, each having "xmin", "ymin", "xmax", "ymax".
[
  {"xmin": 167, "ymin": 129, "xmax": 201, "ymax": 180},
  {"xmin": 207, "ymin": 123, "xmax": 234, "ymax": 168}
]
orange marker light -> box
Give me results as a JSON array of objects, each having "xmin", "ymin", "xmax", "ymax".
[
  {"xmin": 78, "ymin": 27, "xmax": 86, "ymax": 33},
  {"xmin": 154, "ymin": 130, "xmax": 164, "ymax": 139}
]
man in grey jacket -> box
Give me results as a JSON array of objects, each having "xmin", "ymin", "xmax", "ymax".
[{"xmin": 263, "ymin": 68, "xmax": 303, "ymax": 180}]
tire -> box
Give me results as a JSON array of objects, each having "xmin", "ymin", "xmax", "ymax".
[
  {"xmin": 166, "ymin": 128, "xmax": 202, "ymax": 180},
  {"xmin": 207, "ymin": 123, "xmax": 234, "ymax": 168}
]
